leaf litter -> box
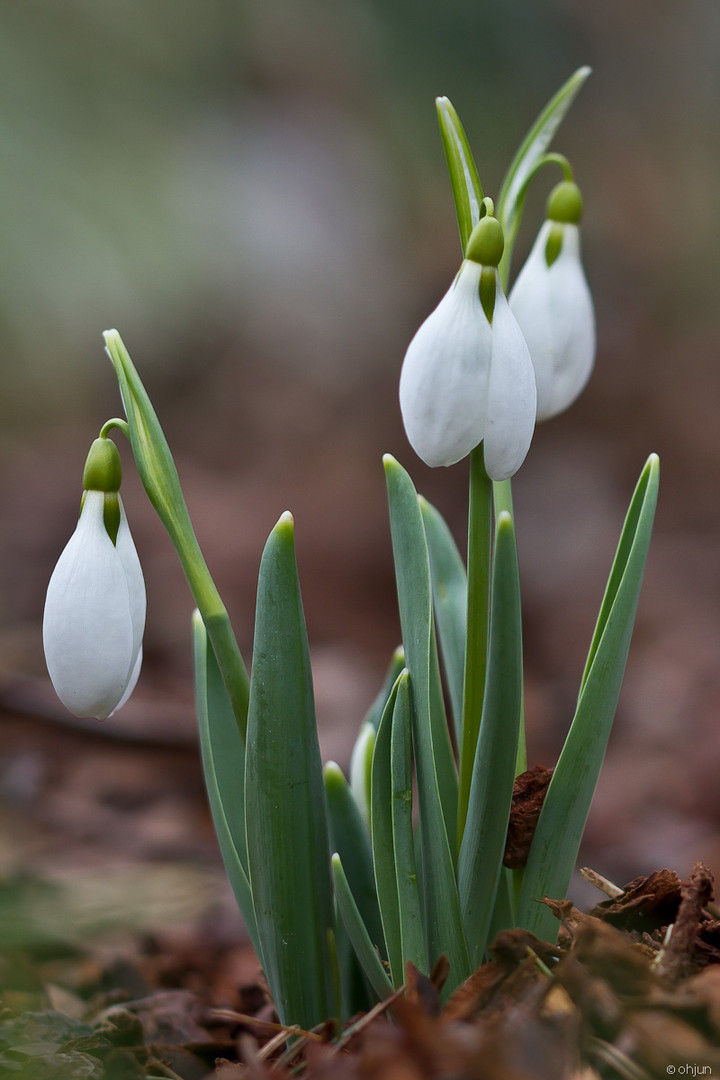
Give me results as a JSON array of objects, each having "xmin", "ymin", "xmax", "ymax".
[{"xmin": 3, "ymin": 864, "xmax": 720, "ymax": 1078}]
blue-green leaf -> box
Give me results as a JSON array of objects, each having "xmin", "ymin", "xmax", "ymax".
[
  {"xmin": 193, "ymin": 612, "xmax": 260, "ymax": 958},
  {"xmin": 384, "ymin": 455, "xmax": 469, "ymax": 988},
  {"xmin": 324, "ymin": 761, "xmax": 385, "ymax": 960},
  {"xmin": 436, "ymin": 97, "xmax": 484, "ymax": 255},
  {"xmin": 516, "ymin": 455, "xmax": 659, "ymax": 940},
  {"xmin": 420, "ymin": 496, "xmax": 467, "ymax": 746},
  {"xmin": 391, "ymin": 673, "xmax": 426, "ymax": 974},
  {"xmin": 371, "ymin": 676, "xmax": 404, "ymax": 986},
  {"xmin": 349, "ymin": 721, "xmax": 375, "ymax": 828},
  {"xmin": 244, "ymin": 511, "xmax": 336, "ymax": 1028},
  {"xmin": 363, "ymin": 646, "xmax": 406, "ymax": 732},
  {"xmin": 457, "ymin": 512, "xmax": 523, "ymax": 967},
  {"xmin": 332, "ymin": 855, "xmax": 395, "ymax": 1003}
]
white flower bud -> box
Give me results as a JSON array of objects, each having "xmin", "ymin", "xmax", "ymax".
[
  {"xmin": 43, "ymin": 489, "xmax": 146, "ymax": 720},
  {"xmin": 399, "ymin": 259, "xmax": 536, "ymax": 479},
  {"xmin": 509, "ymin": 220, "xmax": 595, "ymax": 422}
]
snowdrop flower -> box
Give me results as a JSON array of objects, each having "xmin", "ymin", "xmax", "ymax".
[
  {"xmin": 399, "ymin": 213, "xmax": 536, "ymax": 479},
  {"xmin": 43, "ymin": 437, "xmax": 146, "ymax": 720},
  {"xmin": 509, "ymin": 180, "xmax": 595, "ymax": 422}
]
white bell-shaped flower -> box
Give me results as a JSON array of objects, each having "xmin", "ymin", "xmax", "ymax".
[
  {"xmin": 399, "ymin": 216, "xmax": 536, "ymax": 479},
  {"xmin": 43, "ymin": 439, "xmax": 146, "ymax": 720},
  {"xmin": 509, "ymin": 181, "xmax": 595, "ymax": 422}
]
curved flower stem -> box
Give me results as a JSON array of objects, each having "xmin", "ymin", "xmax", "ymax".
[
  {"xmin": 103, "ymin": 329, "xmax": 250, "ymax": 741},
  {"xmin": 99, "ymin": 418, "xmax": 130, "ymax": 441},
  {"xmin": 457, "ymin": 444, "xmax": 492, "ymax": 852}
]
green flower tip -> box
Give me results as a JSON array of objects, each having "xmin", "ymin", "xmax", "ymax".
[
  {"xmin": 331, "ymin": 852, "xmax": 342, "ymax": 870},
  {"xmin": 466, "ymin": 216, "xmax": 504, "ymax": 267},
  {"xmin": 393, "ymin": 645, "xmax": 406, "ymax": 664},
  {"xmin": 83, "ymin": 437, "xmax": 122, "ymax": 493},
  {"xmin": 547, "ymin": 181, "xmax": 583, "ymax": 224}
]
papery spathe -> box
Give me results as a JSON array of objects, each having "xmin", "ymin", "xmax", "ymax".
[
  {"xmin": 43, "ymin": 489, "xmax": 146, "ymax": 720},
  {"xmin": 399, "ymin": 260, "xmax": 536, "ymax": 479},
  {"xmin": 509, "ymin": 221, "xmax": 595, "ymax": 422}
]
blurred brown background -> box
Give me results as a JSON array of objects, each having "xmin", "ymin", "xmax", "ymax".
[{"xmin": 1, "ymin": 0, "xmax": 720, "ymax": 941}]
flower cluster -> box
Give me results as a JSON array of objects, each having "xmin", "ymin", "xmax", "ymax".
[{"xmin": 399, "ymin": 182, "xmax": 595, "ymax": 475}]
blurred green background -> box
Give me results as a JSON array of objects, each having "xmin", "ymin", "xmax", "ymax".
[{"xmin": 2, "ymin": 0, "xmax": 720, "ymax": 885}]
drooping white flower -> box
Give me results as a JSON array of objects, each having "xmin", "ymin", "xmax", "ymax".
[
  {"xmin": 43, "ymin": 442, "xmax": 146, "ymax": 720},
  {"xmin": 509, "ymin": 182, "xmax": 595, "ymax": 422},
  {"xmin": 399, "ymin": 215, "xmax": 536, "ymax": 479}
]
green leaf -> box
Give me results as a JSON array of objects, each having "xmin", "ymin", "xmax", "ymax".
[
  {"xmin": 420, "ymin": 496, "xmax": 467, "ymax": 746},
  {"xmin": 436, "ymin": 97, "xmax": 484, "ymax": 254},
  {"xmin": 457, "ymin": 512, "xmax": 523, "ymax": 967},
  {"xmin": 324, "ymin": 761, "xmax": 385, "ymax": 960},
  {"xmin": 497, "ymin": 67, "xmax": 591, "ymax": 283},
  {"xmin": 384, "ymin": 455, "xmax": 469, "ymax": 988},
  {"xmin": 516, "ymin": 455, "xmax": 659, "ymax": 940},
  {"xmin": 244, "ymin": 511, "xmax": 336, "ymax": 1028},
  {"xmin": 371, "ymin": 676, "xmax": 404, "ymax": 986},
  {"xmin": 104, "ymin": 329, "xmax": 249, "ymax": 738},
  {"xmin": 349, "ymin": 721, "xmax": 375, "ymax": 828},
  {"xmin": 391, "ymin": 673, "xmax": 426, "ymax": 974},
  {"xmin": 363, "ymin": 646, "xmax": 406, "ymax": 732},
  {"xmin": 332, "ymin": 855, "xmax": 395, "ymax": 1003},
  {"xmin": 192, "ymin": 612, "xmax": 259, "ymax": 956}
]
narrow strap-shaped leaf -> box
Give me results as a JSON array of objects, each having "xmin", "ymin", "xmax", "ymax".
[
  {"xmin": 384, "ymin": 455, "xmax": 470, "ymax": 987},
  {"xmin": 324, "ymin": 762, "xmax": 385, "ymax": 960},
  {"xmin": 497, "ymin": 66, "xmax": 591, "ymax": 284},
  {"xmin": 457, "ymin": 513, "xmax": 523, "ymax": 967},
  {"xmin": 192, "ymin": 612, "xmax": 259, "ymax": 956},
  {"xmin": 349, "ymin": 721, "xmax": 375, "ymax": 828},
  {"xmin": 429, "ymin": 620, "xmax": 458, "ymax": 845},
  {"xmin": 516, "ymin": 455, "xmax": 659, "ymax": 940},
  {"xmin": 371, "ymin": 677, "xmax": 404, "ymax": 986},
  {"xmin": 419, "ymin": 496, "xmax": 467, "ymax": 745},
  {"xmin": 332, "ymin": 855, "xmax": 395, "ymax": 1003},
  {"xmin": 363, "ymin": 646, "xmax": 406, "ymax": 732},
  {"xmin": 244, "ymin": 511, "xmax": 337, "ymax": 1028},
  {"xmin": 486, "ymin": 867, "xmax": 517, "ymax": 946},
  {"xmin": 436, "ymin": 96, "xmax": 484, "ymax": 254},
  {"xmin": 391, "ymin": 674, "xmax": 426, "ymax": 974}
]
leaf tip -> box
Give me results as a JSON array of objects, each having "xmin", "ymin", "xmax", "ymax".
[
  {"xmin": 275, "ymin": 509, "xmax": 295, "ymax": 533},
  {"xmin": 323, "ymin": 760, "xmax": 345, "ymax": 791}
]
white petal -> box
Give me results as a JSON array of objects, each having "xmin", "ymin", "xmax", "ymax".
[
  {"xmin": 399, "ymin": 261, "xmax": 492, "ymax": 467},
  {"xmin": 483, "ymin": 287, "xmax": 537, "ymax": 481},
  {"xmin": 115, "ymin": 497, "xmax": 146, "ymax": 687},
  {"xmin": 110, "ymin": 646, "xmax": 143, "ymax": 716},
  {"xmin": 509, "ymin": 222, "xmax": 595, "ymax": 421},
  {"xmin": 43, "ymin": 490, "xmax": 135, "ymax": 720}
]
